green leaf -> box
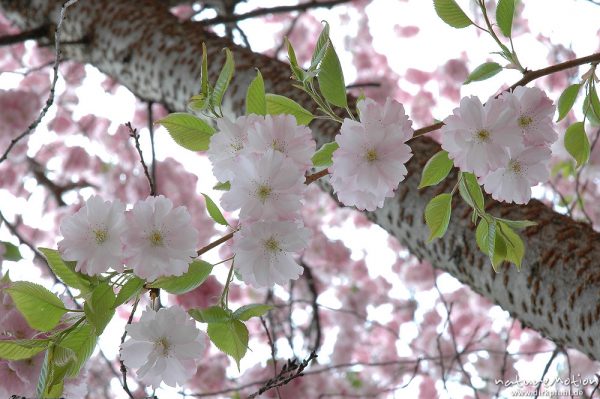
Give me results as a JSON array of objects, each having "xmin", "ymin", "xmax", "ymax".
[
  {"xmin": 233, "ymin": 304, "xmax": 273, "ymax": 321},
  {"xmin": 584, "ymin": 88, "xmax": 600, "ymax": 125},
  {"xmin": 149, "ymin": 260, "xmax": 213, "ymax": 295},
  {"xmin": 557, "ymin": 83, "xmax": 582, "ymax": 122},
  {"xmin": 425, "ymin": 193, "xmax": 453, "ymax": 241},
  {"xmin": 189, "ymin": 306, "xmax": 231, "ymax": 323},
  {"xmin": 59, "ymin": 322, "xmax": 97, "ymax": 378},
  {"xmin": 498, "ymin": 221, "xmax": 524, "ymax": 268},
  {"xmin": 496, "ymin": 0, "xmax": 515, "ymax": 37},
  {"xmin": 312, "ymin": 142, "xmax": 339, "ymax": 167},
  {"xmin": 213, "ymin": 181, "xmax": 231, "ymax": 191},
  {"xmin": 207, "ymin": 319, "xmax": 249, "ymax": 369},
  {"xmin": 464, "ymin": 62, "xmax": 502, "ymax": 84},
  {"xmin": 36, "ymin": 348, "xmax": 52, "ymax": 398},
  {"xmin": 310, "ymin": 22, "xmax": 330, "ymax": 70},
  {"xmin": 418, "ymin": 150, "xmax": 454, "ymax": 188},
  {"xmin": 38, "ymin": 248, "xmax": 92, "ymax": 292},
  {"xmin": 1, "ymin": 241, "xmax": 21, "ymax": 261},
  {"xmin": 156, "ymin": 113, "xmax": 215, "ymax": 151},
  {"xmin": 245, "ymin": 70, "xmax": 266, "ymax": 115},
  {"xmin": 564, "ymin": 121, "xmax": 590, "ymax": 167},
  {"xmin": 494, "ymin": 218, "xmax": 537, "ymax": 230},
  {"xmin": 7, "ymin": 282, "xmax": 67, "ymax": 332},
  {"xmin": 188, "ymin": 94, "xmax": 209, "ymax": 112},
  {"xmin": 202, "ymin": 193, "xmax": 228, "ymax": 226},
  {"xmin": 211, "ymin": 48, "xmax": 235, "ymax": 110},
  {"xmin": 480, "ymin": 219, "xmax": 507, "ymax": 271},
  {"xmin": 48, "ymin": 345, "xmax": 76, "ymax": 387},
  {"xmin": 459, "ymin": 172, "xmax": 484, "ymax": 210},
  {"xmin": 113, "ymin": 276, "xmax": 144, "ymax": 308},
  {"xmin": 285, "ymin": 37, "xmax": 305, "ymax": 81},
  {"xmin": 0, "ymin": 339, "xmax": 49, "ymax": 360},
  {"xmin": 433, "ymin": 0, "xmax": 473, "ymax": 29},
  {"xmin": 317, "ymin": 42, "xmax": 347, "ymax": 108},
  {"xmin": 265, "ymin": 94, "xmax": 315, "ymax": 125},
  {"xmin": 201, "ymin": 42, "xmax": 209, "ymax": 98},
  {"xmin": 84, "ymin": 282, "xmax": 115, "ymax": 335}
]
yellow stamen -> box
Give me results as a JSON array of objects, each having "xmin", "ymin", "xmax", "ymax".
[
  {"xmin": 475, "ymin": 129, "xmax": 490, "ymax": 142},
  {"xmin": 264, "ymin": 237, "xmax": 280, "ymax": 252},
  {"xmin": 94, "ymin": 229, "xmax": 108, "ymax": 245},
  {"xmin": 365, "ymin": 148, "xmax": 378, "ymax": 163},
  {"xmin": 257, "ymin": 185, "xmax": 272, "ymax": 202},
  {"xmin": 149, "ymin": 230, "xmax": 164, "ymax": 247}
]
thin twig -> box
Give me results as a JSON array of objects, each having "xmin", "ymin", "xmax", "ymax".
[
  {"xmin": 0, "ymin": 0, "xmax": 80, "ymax": 164},
  {"xmin": 119, "ymin": 298, "xmax": 140, "ymax": 399},
  {"xmin": 196, "ymin": 231, "xmax": 235, "ymax": 256},
  {"xmin": 147, "ymin": 103, "xmax": 157, "ymax": 193},
  {"xmin": 126, "ymin": 122, "xmax": 156, "ymax": 196},
  {"xmin": 260, "ymin": 316, "xmax": 282, "ymax": 399}
]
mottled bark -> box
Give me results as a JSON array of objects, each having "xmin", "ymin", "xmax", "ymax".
[{"xmin": 2, "ymin": 0, "xmax": 600, "ymax": 361}]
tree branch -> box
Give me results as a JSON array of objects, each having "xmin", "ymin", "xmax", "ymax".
[{"xmin": 0, "ymin": 25, "xmax": 49, "ymax": 46}]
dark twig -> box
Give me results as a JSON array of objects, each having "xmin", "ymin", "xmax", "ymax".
[
  {"xmin": 201, "ymin": 0, "xmax": 351, "ymax": 25},
  {"xmin": 533, "ymin": 347, "xmax": 561, "ymax": 399},
  {"xmin": 274, "ymin": 14, "xmax": 301, "ymax": 56},
  {"xmin": 301, "ymin": 261, "xmax": 322, "ymax": 352},
  {"xmin": 260, "ymin": 316, "xmax": 282, "ymax": 399},
  {"xmin": 126, "ymin": 122, "xmax": 156, "ymax": 196},
  {"xmin": 305, "ymin": 168, "xmax": 329, "ymax": 184},
  {"xmin": 0, "ymin": 25, "xmax": 49, "ymax": 47},
  {"xmin": 196, "ymin": 231, "xmax": 235, "ymax": 256},
  {"xmin": 0, "ymin": 0, "xmax": 79, "ymax": 164},
  {"xmin": 119, "ymin": 298, "xmax": 140, "ymax": 399},
  {"xmin": 147, "ymin": 103, "xmax": 157, "ymax": 193},
  {"xmin": 247, "ymin": 352, "xmax": 318, "ymax": 398}
]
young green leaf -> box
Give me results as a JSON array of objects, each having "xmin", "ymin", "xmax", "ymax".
[
  {"xmin": 113, "ymin": 276, "xmax": 144, "ymax": 308},
  {"xmin": 156, "ymin": 113, "xmax": 215, "ymax": 151},
  {"xmin": 148, "ymin": 260, "xmax": 213, "ymax": 295},
  {"xmin": 498, "ymin": 221, "xmax": 524, "ymax": 268},
  {"xmin": 425, "ymin": 193, "xmax": 453, "ymax": 241},
  {"xmin": 210, "ymin": 48, "xmax": 235, "ymax": 110},
  {"xmin": 564, "ymin": 121, "xmax": 590, "ymax": 167},
  {"xmin": 494, "ymin": 218, "xmax": 537, "ymax": 230},
  {"xmin": 312, "ymin": 142, "xmax": 339, "ymax": 167},
  {"xmin": 477, "ymin": 219, "xmax": 506, "ymax": 270},
  {"xmin": 202, "ymin": 193, "xmax": 228, "ymax": 226},
  {"xmin": 464, "ymin": 62, "xmax": 502, "ymax": 84},
  {"xmin": 317, "ymin": 42, "xmax": 348, "ymax": 108},
  {"xmin": 213, "ymin": 181, "xmax": 231, "ymax": 191},
  {"xmin": 59, "ymin": 322, "xmax": 97, "ymax": 378},
  {"xmin": 285, "ymin": 37, "xmax": 305, "ymax": 81},
  {"xmin": 246, "ymin": 70, "xmax": 266, "ymax": 115},
  {"xmin": 418, "ymin": 150, "xmax": 454, "ymax": 188},
  {"xmin": 433, "ymin": 0, "xmax": 473, "ymax": 29},
  {"xmin": 265, "ymin": 94, "xmax": 314, "ymax": 125},
  {"xmin": 0, "ymin": 339, "xmax": 49, "ymax": 360},
  {"xmin": 557, "ymin": 83, "xmax": 582, "ymax": 122},
  {"xmin": 84, "ymin": 282, "xmax": 115, "ymax": 335},
  {"xmin": 1, "ymin": 241, "xmax": 21, "ymax": 261},
  {"xmin": 584, "ymin": 87, "xmax": 600, "ymax": 125},
  {"xmin": 310, "ymin": 22, "xmax": 330, "ymax": 70},
  {"xmin": 207, "ymin": 319, "xmax": 249, "ymax": 369},
  {"xmin": 7, "ymin": 282, "xmax": 67, "ymax": 332},
  {"xmin": 189, "ymin": 306, "xmax": 231, "ymax": 323},
  {"xmin": 38, "ymin": 248, "xmax": 92, "ymax": 292},
  {"xmin": 459, "ymin": 172, "xmax": 484, "ymax": 210},
  {"xmin": 496, "ymin": 0, "xmax": 515, "ymax": 37},
  {"xmin": 233, "ymin": 304, "xmax": 273, "ymax": 321}
]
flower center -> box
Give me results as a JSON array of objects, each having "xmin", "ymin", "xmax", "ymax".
[
  {"xmin": 149, "ymin": 230, "xmax": 164, "ymax": 247},
  {"xmin": 257, "ymin": 185, "xmax": 272, "ymax": 202},
  {"xmin": 509, "ymin": 159, "xmax": 523, "ymax": 175},
  {"xmin": 518, "ymin": 115, "xmax": 533, "ymax": 128},
  {"xmin": 365, "ymin": 148, "xmax": 378, "ymax": 163},
  {"xmin": 155, "ymin": 336, "xmax": 171, "ymax": 357},
  {"xmin": 264, "ymin": 237, "xmax": 280, "ymax": 253},
  {"xmin": 475, "ymin": 129, "xmax": 490, "ymax": 143},
  {"xmin": 271, "ymin": 139, "xmax": 285, "ymax": 153},
  {"xmin": 230, "ymin": 140, "xmax": 244, "ymax": 152},
  {"xmin": 93, "ymin": 229, "xmax": 109, "ymax": 245}
]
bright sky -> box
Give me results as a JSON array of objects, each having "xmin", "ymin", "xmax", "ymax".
[{"xmin": 1, "ymin": 0, "xmax": 600, "ymax": 398}]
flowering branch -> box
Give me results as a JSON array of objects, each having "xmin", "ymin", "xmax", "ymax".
[
  {"xmin": 0, "ymin": 0, "xmax": 79, "ymax": 164},
  {"xmin": 126, "ymin": 122, "xmax": 157, "ymax": 197}
]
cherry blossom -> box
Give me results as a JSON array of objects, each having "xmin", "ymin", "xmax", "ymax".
[
  {"xmin": 330, "ymin": 97, "xmax": 413, "ymax": 211},
  {"xmin": 221, "ymin": 150, "xmax": 305, "ymax": 222},
  {"xmin": 58, "ymin": 196, "xmax": 126, "ymax": 276},
  {"xmin": 233, "ymin": 220, "xmax": 309, "ymax": 287},
  {"xmin": 247, "ymin": 114, "xmax": 316, "ymax": 172},
  {"xmin": 207, "ymin": 115, "xmax": 260, "ymax": 182},
  {"xmin": 441, "ymin": 96, "xmax": 521, "ymax": 176},
  {"xmin": 482, "ymin": 146, "xmax": 551, "ymax": 204},
  {"xmin": 120, "ymin": 306, "xmax": 206, "ymax": 389},
  {"xmin": 123, "ymin": 195, "xmax": 199, "ymax": 281}
]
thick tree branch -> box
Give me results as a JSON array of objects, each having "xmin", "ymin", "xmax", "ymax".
[
  {"xmin": 0, "ymin": 24, "xmax": 48, "ymax": 46},
  {"xmin": 3, "ymin": 0, "xmax": 600, "ymax": 364}
]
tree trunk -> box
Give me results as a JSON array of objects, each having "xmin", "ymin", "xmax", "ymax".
[{"xmin": 3, "ymin": 0, "xmax": 600, "ymax": 361}]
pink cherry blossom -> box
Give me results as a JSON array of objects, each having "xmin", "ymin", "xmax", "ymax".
[
  {"xmin": 207, "ymin": 115, "xmax": 260, "ymax": 182},
  {"xmin": 233, "ymin": 220, "xmax": 309, "ymax": 287},
  {"xmin": 441, "ymin": 96, "xmax": 521, "ymax": 176},
  {"xmin": 482, "ymin": 146, "xmax": 551, "ymax": 204},
  {"xmin": 221, "ymin": 150, "xmax": 305, "ymax": 222},
  {"xmin": 58, "ymin": 195, "xmax": 127, "ymax": 276},
  {"xmin": 247, "ymin": 114, "xmax": 316, "ymax": 172},
  {"xmin": 330, "ymin": 97, "xmax": 413, "ymax": 212},
  {"xmin": 123, "ymin": 195, "xmax": 199, "ymax": 280}
]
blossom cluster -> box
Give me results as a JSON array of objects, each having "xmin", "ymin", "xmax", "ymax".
[
  {"xmin": 330, "ymin": 97, "xmax": 414, "ymax": 211},
  {"xmin": 58, "ymin": 195, "xmax": 199, "ymax": 280},
  {"xmin": 208, "ymin": 114, "xmax": 314, "ymax": 288},
  {"xmin": 441, "ymin": 86, "xmax": 557, "ymax": 204}
]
